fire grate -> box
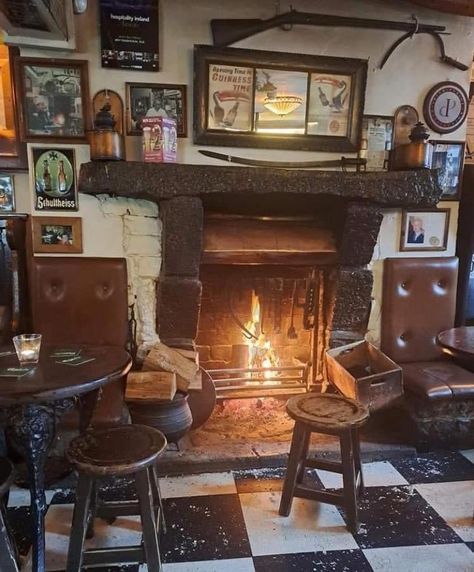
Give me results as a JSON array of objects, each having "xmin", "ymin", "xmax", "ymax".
[{"xmin": 207, "ymin": 364, "xmax": 310, "ymax": 400}]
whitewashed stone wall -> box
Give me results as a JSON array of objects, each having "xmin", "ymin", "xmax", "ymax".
[{"xmin": 95, "ymin": 194, "xmax": 162, "ymax": 349}]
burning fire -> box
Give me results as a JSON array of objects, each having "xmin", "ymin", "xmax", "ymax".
[{"xmin": 244, "ymin": 291, "xmax": 279, "ymax": 380}]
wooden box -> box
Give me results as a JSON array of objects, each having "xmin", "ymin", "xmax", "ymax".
[{"xmin": 325, "ymin": 340, "xmax": 403, "ymax": 412}]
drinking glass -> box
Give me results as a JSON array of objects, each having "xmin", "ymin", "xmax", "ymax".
[{"xmin": 13, "ymin": 334, "xmax": 42, "ymax": 365}]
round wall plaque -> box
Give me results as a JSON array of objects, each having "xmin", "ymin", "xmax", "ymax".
[{"xmin": 423, "ymin": 81, "xmax": 469, "ymax": 134}]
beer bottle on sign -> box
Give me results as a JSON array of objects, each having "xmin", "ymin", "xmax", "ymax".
[
  {"xmin": 43, "ymin": 160, "xmax": 52, "ymax": 192},
  {"xmin": 57, "ymin": 160, "xmax": 67, "ymax": 192}
]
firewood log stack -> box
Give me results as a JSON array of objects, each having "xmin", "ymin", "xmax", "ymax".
[{"xmin": 126, "ymin": 342, "xmax": 201, "ymax": 403}]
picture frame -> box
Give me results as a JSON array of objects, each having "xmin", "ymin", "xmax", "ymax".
[
  {"xmin": 430, "ymin": 140, "xmax": 465, "ymax": 200},
  {"xmin": 400, "ymin": 209, "xmax": 450, "ymax": 252},
  {"xmin": 126, "ymin": 83, "xmax": 187, "ymax": 137},
  {"xmin": 193, "ymin": 44, "xmax": 367, "ymax": 152},
  {"xmin": 32, "ymin": 216, "xmax": 82, "ymax": 254},
  {"xmin": 14, "ymin": 58, "xmax": 91, "ymax": 143},
  {"xmin": 0, "ymin": 46, "xmax": 27, "ymax": 170},
  {"xmin": 31, "ymin": 147, "xmax": 78, "ymax": 211},
  {"xmin": 359, "ymin": 115, "xmax": 394, "ymax": 171},
  {"xmin": 0, "ymin": 174, "xmax": 15, "ymax": 212}
]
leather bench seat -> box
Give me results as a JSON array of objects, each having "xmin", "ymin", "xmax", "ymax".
[{"xmin": 401, "ymin": 360, "xmax": 474, "ymax": 400}]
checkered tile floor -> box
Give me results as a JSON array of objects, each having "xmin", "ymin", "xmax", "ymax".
[{"xmin": 7, "ymin": 450, "xmax": 474, "ymax": 571}]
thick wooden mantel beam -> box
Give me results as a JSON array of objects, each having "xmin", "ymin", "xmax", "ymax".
[
  {"xmin": 79, "ymin": 162, "xmax": 442, "ymax": 208},
  {"xmin": 405, "ymin": 0, "xmax": 474, "ymax": 17}
]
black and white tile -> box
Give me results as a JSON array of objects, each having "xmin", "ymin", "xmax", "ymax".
[{"xmin": 6, "ymin": 451, "xmax": 474, "ymax": 571}]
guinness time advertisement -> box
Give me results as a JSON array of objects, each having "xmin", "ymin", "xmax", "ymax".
[{"xmin": 100, "ymin": 0, "xmax": 159, "ymax": 71}]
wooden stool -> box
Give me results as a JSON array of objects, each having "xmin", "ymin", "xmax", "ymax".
[
  {"xmin": 66, "ymin": 424, "xmax": 167, "ymax": 572},
  {"xmin": 279, "ymin": 393, "xmax": 369, "ymax": 533},
  {"xmin": 0, "ymin": 457, "xmax": 19, "ymax": 572}
]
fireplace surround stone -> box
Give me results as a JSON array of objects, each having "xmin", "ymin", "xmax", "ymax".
[{"xmin": 80, "ymin": 162, "xmax": 443, "ymax": 357}]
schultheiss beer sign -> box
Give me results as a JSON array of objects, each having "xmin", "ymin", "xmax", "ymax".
[{"xmin": 32, "ymin": 148, "xmax": 78, "ymax": 211}]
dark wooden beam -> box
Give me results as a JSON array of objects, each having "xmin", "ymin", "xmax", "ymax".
[{"xmin": 404, "ymin": 0, "xmax": 474, "ymax": 17}]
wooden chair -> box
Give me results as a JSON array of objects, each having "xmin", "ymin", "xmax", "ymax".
[
  {"xmin": 65, "ymin": 424, "xmax": 167, "ymax": 572},
  {"xmin": 279, "ymin": 393, "xmax": 369, "ymax": 533}
]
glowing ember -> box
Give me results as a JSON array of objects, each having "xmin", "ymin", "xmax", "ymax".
[{"xmin": 244, "ymin": 290, "xmax": 280, "ymax": 380}]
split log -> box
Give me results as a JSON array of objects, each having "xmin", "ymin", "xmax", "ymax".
[
  {"xmin": 143, "ymin": 343, "xmax": 199, "ymax": 392},
  {"xmin": 126, "ymin": 371, "xmax": 177, "ymax": 402}
]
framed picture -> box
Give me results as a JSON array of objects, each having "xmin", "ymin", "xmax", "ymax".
[
  {"xmin": 0, "ymin": 46, "xmax": 27, "ymax": 170},
  {"xmin": 194, "ymin": 45, "xmax": 367, "ymax": 152},
  {"xmin": 430, "ymin": 141, "xmax": 465, "ymax": 200},
  {"xmin": 0, "ymin": 175, "xmax": 15, "ymax": 212},
  {"xmin": 359, "ymin": 115, "xmax": 394, "ymax": 171},
  {"xmin": 32, "ymin": 148, "xmax": 78, "ymax": 211},
  {"xmin": 126, "ymin": 83, "xmax": 187, "ymax": 136},
  {"xmin": 400, "ymin": 209, "xmax": 450, "ymax": 252},
  {"xmin": 14, "ymin": 58, "xmax": 91, "ymax": 143},
  {"xmin": 32, "ymin": 216, "xmax": 82, "ymax": 254}
]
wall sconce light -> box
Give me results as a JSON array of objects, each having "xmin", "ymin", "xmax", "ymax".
[{"xmin": 73, "ymin": 0, "xmax": 88, "ymax": 14}]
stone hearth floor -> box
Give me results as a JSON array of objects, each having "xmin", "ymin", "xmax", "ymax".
[
  {"xmin": 8, "ymin": 449, "xmax": 474, "ymax": 571},
  {"xmin": 159, "ymin": 399, "xmax": 415, "ymax": 473}
]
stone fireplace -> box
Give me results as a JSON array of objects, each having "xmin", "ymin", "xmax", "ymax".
[{"xmin": 79, "ymin": 163, "xmax": 442, "ymax": 461}]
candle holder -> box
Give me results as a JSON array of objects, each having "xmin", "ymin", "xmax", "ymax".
[{"xmin": 13, "ymin": 334, "xmax": 42, "ymax": 365}]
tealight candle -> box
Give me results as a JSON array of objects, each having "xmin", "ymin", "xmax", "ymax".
[{"xmin": 13, "ymin": 334, "xmax": 42, "ymax": 365}]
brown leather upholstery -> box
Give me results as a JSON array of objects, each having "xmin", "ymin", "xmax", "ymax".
[
  {"xmin": 381, "ymin": 257, "xmax": 458, "ymax": 363},
  {"xmin": 30, "ymin": 257, "xmax": 129, "ymax": 426},
  {"xmin": 382, "ymin": 256, "xmax": 474, "ymax": 401}
]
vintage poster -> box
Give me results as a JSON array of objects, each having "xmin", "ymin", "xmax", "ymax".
[
  {"xmin": 207, "ymin": 64, "xmax": 253, "ymax": 131},
  {"xmin": 33, "ymin": 148, "xmax": 77, "ymax": 211},
  {"xmin": 100, "ymin": 0, "xmax": 159, "ymax": 71},
  {"xmin": 307, "ymin": 73, "xmax": 352, "ymax": 137}
]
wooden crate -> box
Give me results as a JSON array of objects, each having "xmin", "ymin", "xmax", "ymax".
[{"xmin": 325, "ymin": 340, "xmax": 403, "ymax": 412}]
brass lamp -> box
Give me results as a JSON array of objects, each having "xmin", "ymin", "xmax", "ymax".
[
  {"xmin": 88, "ymin": 102, "xmax": 124, "ymax": 161},
  {"xmin": 391, "ymin": 121, "xmax": 432, "ymax": 170}
]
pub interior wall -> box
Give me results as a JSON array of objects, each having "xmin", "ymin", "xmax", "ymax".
[{"xmin": 9, "ymin": 0, "xmax": 472, "ymax": 346}]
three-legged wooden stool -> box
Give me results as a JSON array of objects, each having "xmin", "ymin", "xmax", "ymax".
[
  {"xmin": 279, "ymin": 393, "xmax": 369, "ymax": 533},
  {"xmin": 66, "ymin": 424, "xmax": 167, "ymax": 572},
  {"xmin": 0, "ymin": 457, "xmax": 19, "ymax": 572}
]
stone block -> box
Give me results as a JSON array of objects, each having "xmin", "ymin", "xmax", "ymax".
[
  {"xmin": 339, "ymin": 203, "xmax": 383, "ymax": 266},
  {"xmin": 161, "ymin": 196, "xmax": 203, "ymax": 277},
  {"xmin": 137, "ymin": 256, "xmax": 162, "ymax": 278},
  {"xmin": 331, "ymin": 267, "xmax": 373, "ymax": 332},
  {"xmin": 124, "ymin": 235, "xmax": 160, "ymax": 256},
  {"xmin": 124, "ymin": 215, "xmax": 161, "ymax": 237},
  {"xmin": 97, "ymin": 195, "xmax": 159, "ymax": 217},
  {"xmin": 157, "ymin": 277, "xmax": 202, "ymax": 341}
]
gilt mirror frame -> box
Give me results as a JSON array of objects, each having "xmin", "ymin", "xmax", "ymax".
[{"xmin": 193, "ymin": 44, "xmax": 367, "ymax": 152}]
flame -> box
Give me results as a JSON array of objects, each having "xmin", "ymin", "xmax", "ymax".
[{"xmin": 244, "ymin": 290, "xmax": 279, "ymax": 381}]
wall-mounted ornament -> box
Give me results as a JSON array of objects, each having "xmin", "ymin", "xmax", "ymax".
[
  {"xmin": 393, "ymin": 105, "xmax": 419, "ymax": 148},
  {"xmin": 32, "ymin": 148, "xmax": 78, "ymax": 211},
  {"xmin": 423, "ymin": 81, "xmax": 469, "ymax": 134},
  {"xmin": 88, "ymin": 101, "xmax": 124, "ymax": 161},
  {"xmin": 391, "ymin": 121, "xmax": 432, "ymax": 171},
  {"xmin": 92, "ymin": 90, "xmax": 124, "ymax": 135}
]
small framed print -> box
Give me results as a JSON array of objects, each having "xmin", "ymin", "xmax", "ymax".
[
  {"xmin": 32, "ymin": 148, "xmax": 78, "ymax": 211},
  {"xmin": 14, "ymin": 58, "xmax": 91, "ymax": 143},
  {"xmin": 400, "ymin": 209, "xmax": 450, "ymax": 252},
  {"xmin": 126, "ymin": 83, "xmax": 187, "ymax": 136},
  {"xmin": 359, "ymin": 115, "xmax": 394, "ymax": 171},
  {"xmin": 0, "ymin": 175, "xmax": 15, "ymax": 212},
  {"xmin": 430, "ymin": 141, "xmax": 465, "ymax": 200},
  {"xmin": 32, "ymin": 216, "xmax": 82, "ymax": 254}
]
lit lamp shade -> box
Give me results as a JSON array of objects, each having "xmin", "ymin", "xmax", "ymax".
[{"xmin": 263, "ymin": 95, "xmax": 303, "ymax": 117}]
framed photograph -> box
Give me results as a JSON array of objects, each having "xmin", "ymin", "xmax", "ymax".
[
  {"xmin": 0, "ymin": 46, "xmax": 27, "ymax": 170},
  {"xmin": 359, "ymin": 115, "xmax": 394, "ymax": 171},
  {"xmin": 430, "ymin": 141, "xmax": 465, "ymax": 200},
  {"xmin": 400, "ymin": 209, "xmax": 450, "ymax": 252},
  {"xmin": 32, "ymin": 148, "xmax": 78, "ymax": 211},
  {"xmin": 32, "ymin": 216, "xmax": 82, "ymax": 254},
  {"xmin": 126, "ymin": 83, "xmax": 187, "ymax": 136},
  {"xmin": 194, "ymin": 45, "xmax": 367, "ymax": 152},
  {"xmin": 14, "ymin": 58, "xmax": 91, "ymax": 143},
  {"xmin": 0, "ymin": 175, "xmax": 15, "ymax": 212}
]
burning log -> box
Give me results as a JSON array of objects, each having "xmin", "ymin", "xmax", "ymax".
[{"xmin": 126, "ymin": 371, "xmax": 177, "ymax": 401}]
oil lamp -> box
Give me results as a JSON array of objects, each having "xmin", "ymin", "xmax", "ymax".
[{"xmin": 88, "ymin": 101, "xmax": 124, "ymax": 161}]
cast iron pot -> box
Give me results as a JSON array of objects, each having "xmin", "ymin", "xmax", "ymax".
[{"xmin": 128, "ymin": 391, "xmax": 193, "ymax": 445}]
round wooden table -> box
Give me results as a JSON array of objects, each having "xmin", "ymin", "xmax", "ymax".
[
  {"xmin": 0, "ymin": 345, "xmax": 132, "ymax": 572},
  {"xmin": 437, "ymin": 326, "xmax": 474, "ymax": 365}
]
